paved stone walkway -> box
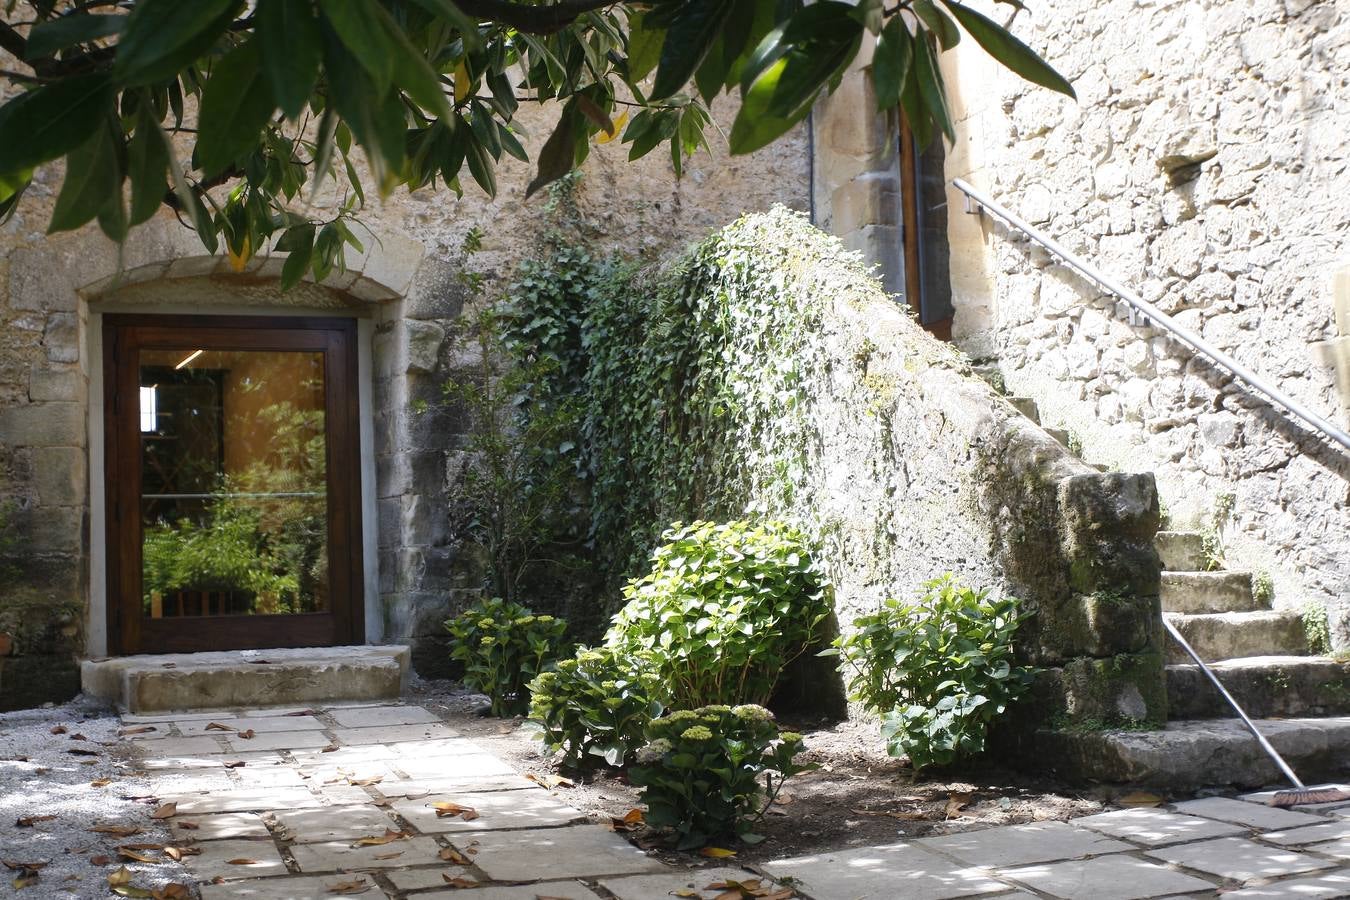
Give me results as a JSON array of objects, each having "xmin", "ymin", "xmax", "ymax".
[{"xmin": 122, "ymin": 703, "xmax": 1350, "ymax": 899}]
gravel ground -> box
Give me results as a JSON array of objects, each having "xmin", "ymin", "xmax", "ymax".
[{"xmin": 0, "ymin": 698, "xmax": 195, "ymax": 899}]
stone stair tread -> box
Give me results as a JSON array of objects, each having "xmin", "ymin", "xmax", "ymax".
[
  {"xmin": 1164, "ymin": 610, "xmax": 1309, "ymax": 663},
  {"xmin": 1037, "ymin": 715, "xmax": 1350, "ymax": 790},
  {"xmin": 1166, "ymin": 656, "xmax": 1350, "ymax": 720},
  {"xmin": 1006, "ymin": 396, "xmax": 1040, "ymax": 424},
  {"xmin": 1155, "ymin": 530, "xmax": 1208, "ymax": 572},
  {"xmin": 1161, "ymin": 570, "xmax": 1260, "ymax": 614}
]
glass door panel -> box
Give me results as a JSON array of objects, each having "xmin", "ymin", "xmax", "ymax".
[{"xmin": 138, "ymin": 349, "xmax": 329, "ymax": 620}]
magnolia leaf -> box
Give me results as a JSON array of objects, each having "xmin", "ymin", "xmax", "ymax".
[
  {"xmin": 650, "ymin": 0, "xmax": 735, "ymax": 101},
  {"xmin": 113, "ymin": 0, "xmax": 237, "ymax": 86},
  {"xmin": 91, "ymin": 824, "xmax": 140, "ymax": 836},
  {"xmin": 196, "ymin": 38, "xmax": 276, "ymax": 176},
  {"xmin": 940, "ymin": 0, "xmax": 1075, "ymax": 97},
  {"xmin": 912, "ymin": 0, "xmax": 960, "ymax": 50},
  {"xmin": 872, "ymin": 17, "xmax": 913, "ymax": 112},
  {"xmin": 439, "ymin": 847, "xmax": 471, "ymax": 865},
  {"xmin": 327, "ymin": 878, "xmax": 372, "ymax": 895},
  {"xmin": 699, "ymin": 846, "xmax": 737, "ymax": 858},
  {"xmin": 26, "ymin": 14, "xmax": 125, "ymax": 59},
  {"xmin": 351, "ymin": 829, "xmax": 408, "ymax": 847},
  {"xmin": 150, "ymin": 802, "xmax": 177, "ymax": 819},
  {"xmin": 441, "ymin": 875, "xmax": 478, "ymax": 888},
  {"xmin": 258, "ymin": 0, "xmax": 322, "ymax": 119},
  {"xmin": 525, "ymin": 103, "xmax": 579, "ymax": 199}
]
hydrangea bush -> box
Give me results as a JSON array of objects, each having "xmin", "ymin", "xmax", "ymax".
[
  {"xmin": 527, "ymin": 646, "xmax": 668, "ymax": 770},
  {"xmin": 445, "ymin": 596, "xmax": 569, "ymax": 716},
  {"xmin": 629, "ymin": 704, "xmax": 812, "ymax": 849}
]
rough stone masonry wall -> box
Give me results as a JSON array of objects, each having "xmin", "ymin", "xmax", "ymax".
[
  {"xmin": 661, "ymin": 212, "xmax": 1167, "ymax": 727},
  {"xmin": 940, "ymin": 0, "xmax": 1350, "ymax": 647},
  {"xmin": 0, "ymin": 35, "xmax": 808, "ymax": 709}
]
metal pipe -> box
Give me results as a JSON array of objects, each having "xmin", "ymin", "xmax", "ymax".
[{"xmin": 951, "ymin": 177, "xmax": 1350, "ymax": 453}]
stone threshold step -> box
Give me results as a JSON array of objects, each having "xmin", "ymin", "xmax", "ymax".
[
  {"xmin": 82, "ymin": 645, "xmax": 410, "ymax": 714},
  {"xmin": 1168, "ymin": 656, "xmax": 1350, "ymax": 720},
  {"xmin": 1165, "ymin": 610, "xmax": 1309, "ymax": 663},
  {"xmin": 1162, "ymin": 570, "xmax": 1259, "ymax": 614},
  {"xmin": 1034, "ymin": 715, "xmax": 1350, "ymax": 791}
]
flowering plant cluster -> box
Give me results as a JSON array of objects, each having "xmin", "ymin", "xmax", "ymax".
[
  {"xmin": 629, "ymin": 704, "xmax": 812, "ymax": 849},
  {"xmin": 445, "ymin": 596, "xmax": 568, "ymax": 716},
  {"xmin": 527, "ymin": 646, "xmax": 668, "ymax": 770}
]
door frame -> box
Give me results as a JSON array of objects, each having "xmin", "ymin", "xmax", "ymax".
[{"xmin": 102, "ymin": 313, "xmax": 365, "ymax": 655}]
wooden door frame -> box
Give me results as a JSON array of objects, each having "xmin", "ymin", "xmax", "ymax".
[
  {"xmin": 102, "ymin": 314, "xmax": 365, "ymax": 655},
  {"xmin": 899, "ymin": 117, "xmax": 954, "ymax": 341}
]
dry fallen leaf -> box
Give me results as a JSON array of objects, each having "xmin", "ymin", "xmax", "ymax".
[
  {"xmin": 205, "ymin": 722, "xmax": 234, "ymax": 732},
  {"xmin": 283, "ymin": 709, "xmax": 317, "ymax": 717},
  {"xmin": 90, "ymin": 856, "xmax": 113, "ymax": 866},
  {"xmin": 1119, "ymin": 790, "xmax": 1164, "ymax": 808},
  {"xmin": 348, "ymin": 776, "xmax": 383, "ymax": 786},
  {"xmin": 441, "ymin": 875, "xmax": 478, "ymax": 888},
  {"xmin": 673, "ymin": 891, "xmax": 700, "ymax": 899},
  {"xmin": 236, "ymin": 729, "xmax": 256, "ymax": 740},
  {"xmin": 351, "ymin": 829, "xmax": 408, "ymax": 847},
  {"xmin": 176, "ymin": 822, "xmax": 199, "ymax": 831},
  {"xmin": 439, "ymin": 847, "xmax": 471, "ymax": 865},
  {"xmin": 108, "ymin": 867, "xmax": 134, "ymax": 887},
  {"xmin": 91, "ymin": 825, "xmax": 140, "ymax": 836},
  {"xmin": 119, "ymin": 726, "xmax": 157, "ymax": 736},
  {"xmin": 222, "ymin": 760, "xmax": 246, "ymax": 769},
  {"xmin": 622, "ymin": 808, "xmax": 644, "ymax": 824},
  {"xmin": 699, "ymin": 846, "xmax": 737, "ymax": 858},
  {"xmin": 327, "ymin": 878, "xmax": 371, "ymax": 895},
  {"xmin": 112, "ymin": 885, "xmax": 155, "ymax": 898},
  {"xmin": 50, "ymin": 725, "xmax": 67, "ymax": 735},
  {"xmin": 321, "ymin": 744, "xmax": 340, "ymax": 753},
  {"xmin": 68, "ymin": 748, "xmax": 100, "ymax": 756},
  {"xmin": 150, "ymin": 802, "xmax": 177, "ymax": 819},
  {"xmin": 12, "ymin": 868, "xmax": 41, "ymax": 890},
  {"xmin": 15, "ymin": 815, "xmax": 56, "ymax": 827},
  {"xmin": 152, "ymin": 884, "xmax": 192, "ymax": 900},
  {"xmin": 945, "ymin": 791, "xmax": 973, "ymax": 819},
  {"xmin": 372, "ymin": 851, "xmax": 403, "ymax": 860},
  {"xmin": 1, "ymin": 862, "xmax": 47, "ymax": 872},
  {"xmin": 91, "ymin": 778, "xmax": 113, "ymax": 788},
  {"xmin": 524, "ymin": 773, "xmax": 573, "ymax": 789},
  {"xmin": 225, "ymin": 859, "xmax": 259, "ymax": 866},
  {"xmin": 116, "ymin": 848, "xmax": 160, "ymax": 864},
  {"xmin": 431, "ymin": 802, "xmax": 479, "ymax": 821},
  {"xmin": 70, "ymin": 733, "xmax": 88, "ymax": 741}
]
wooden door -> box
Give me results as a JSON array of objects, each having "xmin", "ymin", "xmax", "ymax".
[{"xmin": 103, "ymin": 314, "xmax": 364, "ymax": 655}]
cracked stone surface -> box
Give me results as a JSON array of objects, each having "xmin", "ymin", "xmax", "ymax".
[{"xmin": 122, "ymin": 703, "xmax": 1350, "ymax": 899}]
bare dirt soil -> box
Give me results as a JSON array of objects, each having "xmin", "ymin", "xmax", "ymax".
[{"xmin": 407, "ymin": 677, "xmax": 1116, "ymax": 864}]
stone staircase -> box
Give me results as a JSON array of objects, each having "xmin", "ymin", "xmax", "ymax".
[{"xmin": 999, "ymin": 389, "xmax": 1350, "ymax": 789}]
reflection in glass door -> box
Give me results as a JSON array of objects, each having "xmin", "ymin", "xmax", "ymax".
[{"xmin": 105, "ymin": 316, "xmax": 362, "ymax": 654}]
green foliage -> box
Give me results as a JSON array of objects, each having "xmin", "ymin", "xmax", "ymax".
[
  {"xmin": 606, "ymin": 520, "xmax": 832, "ymax": 707},
  {"xmin": 0, "ymin": 1, "xmax": 1071, "ymax": 262},
  {"xmin": 1253, "ymin": 570, "xmax": 1274, "ymax": 607},
  {"xmin": 828, "ymin": 575, "xmax": 1034, "ymax": 769},
  {"xmin": 629, "ymin": 704, "xmax": 811, "ymax": 849},
  {"xmin": 1304, "ymin": 601, "xmax": 1332, "ymax": 656},
  {"xmin": 526, "ymin": 645, "xmax": 668, "ymax": 770},
  {"xmin": 445, "ymin": 596, "xmax": 569, "ymax": 716}
]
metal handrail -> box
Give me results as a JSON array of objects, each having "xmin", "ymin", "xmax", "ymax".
[{"xmin": 952, "ymin": 177, "xmax": 1350, "ymax": 453}]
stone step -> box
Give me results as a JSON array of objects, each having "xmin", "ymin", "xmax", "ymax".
[
  {"xmin": 1164, "ymin": 610, "xmax": 1309, "ymax": 664},
  {"xmin": 1006, "ymin": 396, "xmax": 1040, "ymax": 424},
  {"xmin": 81, "ymin": 645, "xmax": 410, "ymax": 713},
  {"xmin": 1168, "ymin": 656, "xmax": 1350, "ymax": 720},
  {"xmin": 1162, "ymin": 571, "xmax": 1260, "ymax": 614},
  {"xmin": 1155, "ymin": 530, "xmax": 1208, "ymax": 571},
  {"xmin": 1034, "ymin": 715, "xmax": 1350, "ymax": 790},
  {"xmin": 1044, "ymin": 426, "xmax": 1071, "ymax": 446}
]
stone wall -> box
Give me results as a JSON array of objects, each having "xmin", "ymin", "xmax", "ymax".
[
  {"xmin": 0, "ymin": 51, "xmax": 808, "ymax": 707},
  {"xmin": 609, "ymin": 209, "xmax": 1166, "ymax": 727},
  {"xmin": 934, "ymin": 0, "xmax": 1350, "ymax": 647}
]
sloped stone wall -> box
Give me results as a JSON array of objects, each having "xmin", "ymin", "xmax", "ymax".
[{"xmin": 938, "ymin": 0, "xmax": 1350, "ymax": 647}]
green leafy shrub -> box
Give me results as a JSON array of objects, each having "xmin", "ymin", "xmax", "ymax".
[
  {"xmin": 630, "ymin": 704, "xmax": 811, "ymax": 849},
  {"xmin": 446, "ymin": 597, "xmax": 569, "ymax": 716},
  {"xmin": 527, "ymin": 646, "xmax": 667, "ymax": 770},
  {"xmin": 606, "ymin": 520, "xmax": 832, "ymax": 707},
  {"xmin": 828, "ymin": 575, "xmax": 1034, "ymax": 770}
]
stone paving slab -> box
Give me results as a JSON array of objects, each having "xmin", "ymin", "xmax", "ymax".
[
  {"xmin": 140, "ymin": 735, "xmax": 232, "ymax": 756},
  {"xmin": 916, "ymin": 821, "xmax": 1133, "ymax": 867},
  {"xmin": 291, "ymin": 745, "xmax": 400, "ymax": 766},
  {"xmin": 384, "ymin": 867, "xmax": 478, "ymax": 891},
  {"xmin": 394, "ymin": 752, "xmax": 519, "ymax": 780},
  {"xmin": 1313, "ymin": 839, "xmax": 1350, "ymax": 861},
  {"xmin": 390, "ymin": 790, "xmax": 586, "ymax": 833},
  {"xmin": 602, "ymin": 867, "xmax": 790, "ymax": 900},
  {"xmin": 175, "ymin": 715, "xmax": 327, "ymax": 735},
  {"xmin": 179, "ymin": 838, "xmax": 288, "ymax": 882},
  {"xmin": 1219, "ymin": 869, "xmax": 1350, "ymax": 898},
  {"xmin": 999, "ymin": 853, "xmax": 1217, "ymax": 899},
  {"xmin": 1147, "ymin": 835, "xmax": 1335, "ymax": 883},
  {"xmin": 289, "ymin": 835, "xmax": 446, "ymax": 872},
  {"xmin": 1261, "ymin": 820, "xmax": 1350, "ymax": 846},
  {"xmin": 199, "ymin": 875, "xmax": 388, "ymax": 899},
  {"xmin": 381, "ymin": 737, "xmax": 489, "ymax": 757},
  {"xmin": 468, "ymin": 825, "xmax": 669, "ymax": 880},
  {"xmin": 161, "ymin": 787, "xmax": 325, "ymax": 814},
  {"xmin": 330, "ymin": 705, "xmax": 442, "ymax": 728},
  {"xmin": 765, "ymin": 843, "xmax": 1020, "ymax": 900},
  {"xmin": 221, "ymin": 730, "xmax": 335, "ymax": 753},
  {"xmin": 1174, "ymin": 796, "xmax": 1330, "ymax": 830},
  {"xmin": 418, "ymin": 883, "xmax": 603, "ymax": 900},
  {"xmin": 171, "ymin": 812, "xmax": 270, "ymax": 840},
  {"xmin": 329, "ymin": 723, "xmax": 461, "ymax": 744},
  {"xmin": 374, "ymin": 774, "xmax": 540, "ymax": 796},
  {"xmin": 273, "ymin": 804, "xmax": 402, "ymax": 842},
  {"xmin": 1073, "ymin": 807, "xmax": 1245, "ymax": 846}
]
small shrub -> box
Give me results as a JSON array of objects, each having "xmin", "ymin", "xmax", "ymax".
[
  {"xmin": 630, "ymin": 704, "xmax": 811, "ymax": 849},
  {"xmin": 527, "ymin": 646, "xmax": 667, "ymax": 770},
  {"xmin": 828, "ymin": 575, "xmax": 1034, "ymax": 770},
  {"xmin": 446, "ymin": 597, "xmax": 569, "ymax": 716},
  {"xmin": 606, "ymin": 520, "xmax": 832, "ymax": 707},
  {"xmin": 1304, "ymin": 601, "xmax": 1332, "ymax": 656}
]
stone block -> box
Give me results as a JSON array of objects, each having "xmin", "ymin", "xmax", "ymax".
[
  {"xmin": 0, "ymin": 653, "xmax": 80, "ymax": 711},
  {"xmin": 1165, "ymin": 610, "xmax": 1308, "ymax": 663},
  {"xmin": 353, "ymin": 230, "xmax": 425, "ymax": 298},
  {"xmin": 22, "ymin": 505, "xmax": 84, "ymax": 552},
  {"xmin": 42, "ymin": 312, "xmax": 80, "ymax": 363},
  {"xmin": 1058, "ymin": 472, "xmax": 1161, "ymax": 595},
  {"xmin": 1001, "ymin": 853, "xmax": 1215, "ymax": 899},
  {"xmin": 1055, "ymin": 591, "xmax": 1161, "ymax": 658},
  {"xmin": 1073, "ymin": 808, "xmax": 1244, "ymax": 847},
  {"xmin": 1335, "ymin": 267, "xmax": 1350, "ymax": 337},
  {"xmin": 1146, "ymin": 836, "xmax": 1333, "ymax": 884},
  {"xmin": 27, "ymin": 365, "xmax": 82, "ymax": 402},
  {"xmin": 405, "ymin": 319, "xmax": 446, "ymax": 373},
  {"xmin": 0, "ymin": 401, "xmax": 86, "ymax": 448},
  {"xmin": 1161, "ymin": 571, "xmax": 1258, "ymax": 614},
  {"xmin": 32, "ymin": 446, "xmax": 87, "ymax": 507},
  {"xmin": 1060, "ymin": 651, "xmax": 1167, "ymax": 725}
]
